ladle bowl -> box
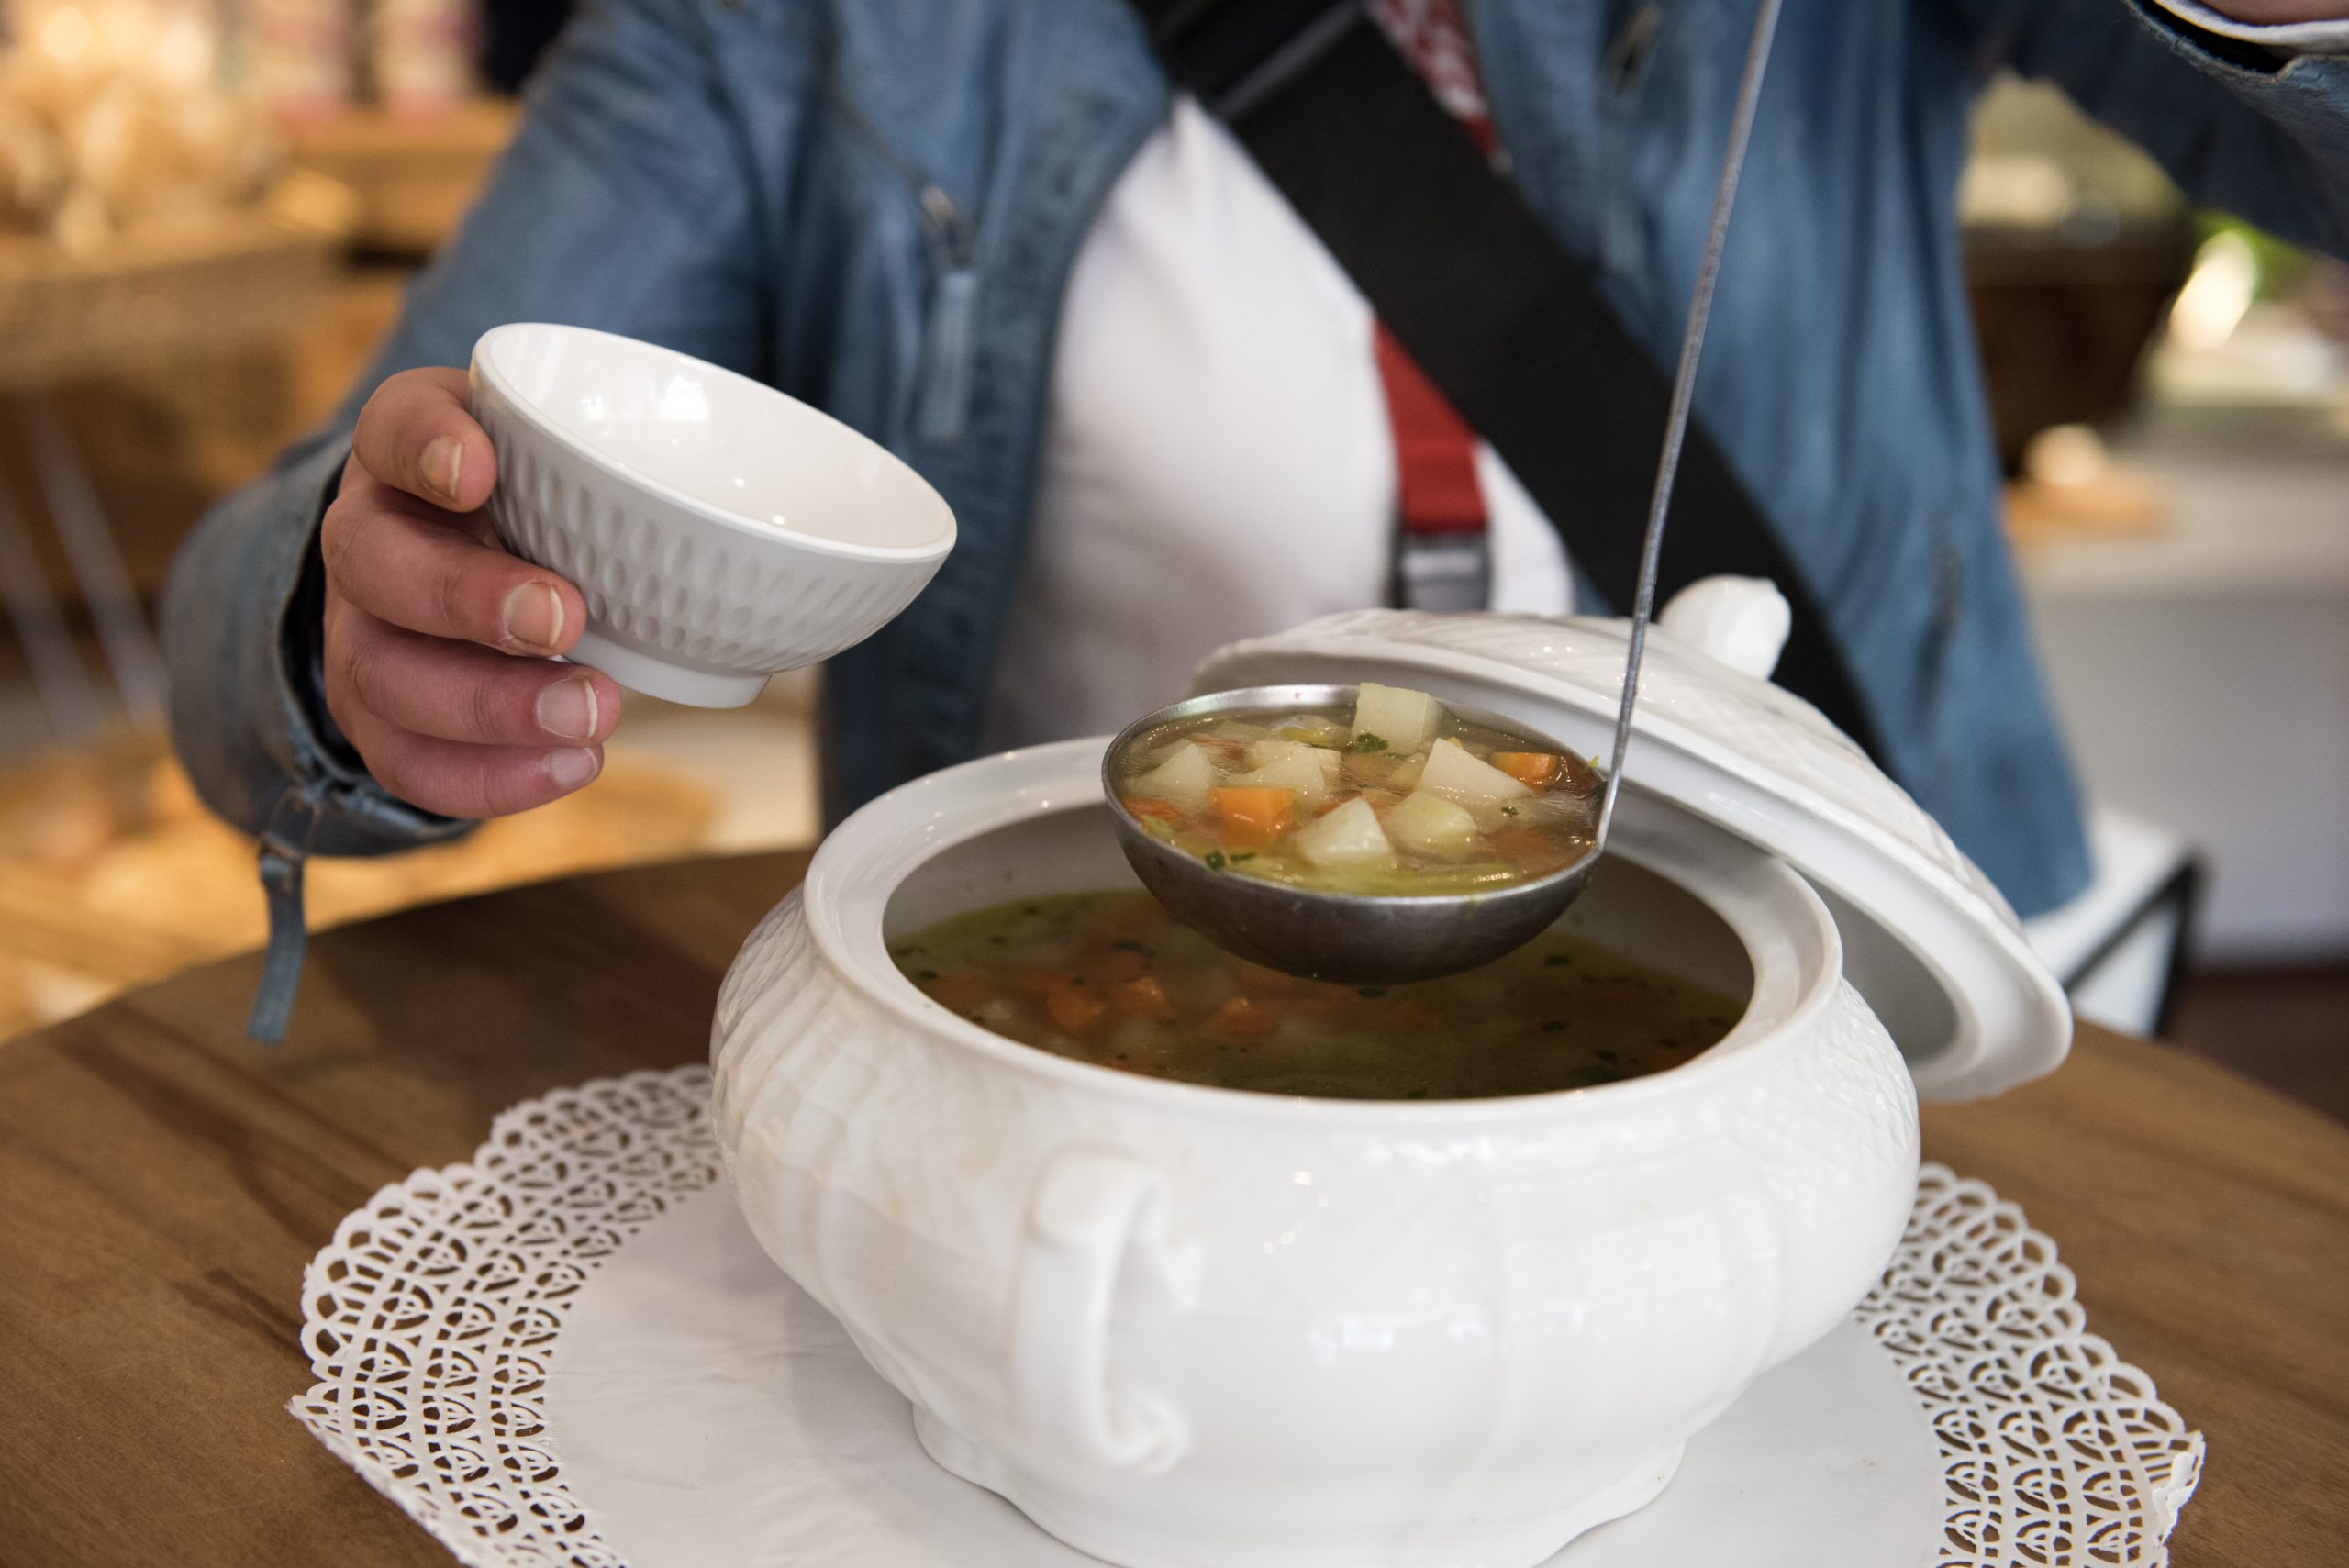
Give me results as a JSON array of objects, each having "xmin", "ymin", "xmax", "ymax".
[{"xmin": 1102, "ymin": 684, "xmax": 1603, "ymax": 984}]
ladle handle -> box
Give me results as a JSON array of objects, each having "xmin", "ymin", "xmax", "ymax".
[{"xmin": 1596, "ymin": 0, "xmax": 1786, "ymax": 851}]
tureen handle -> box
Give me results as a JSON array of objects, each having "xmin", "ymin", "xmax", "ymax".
[
  {"xmin": 1010, "ymin": 1147, "xmax": 1196, "ymax": 1477},
  {"xmin": 1656, "ymin": 575, "xmax": 1791, "ymax": 680}
]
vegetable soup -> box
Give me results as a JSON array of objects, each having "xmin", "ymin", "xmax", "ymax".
[
  {"xmin": 1112, "ymin": 683, "xmax": 1598, "ymax": 896},
  {"xmin": 894, "ymin": 891, "xmax": 1740, "ymax": 1101}
]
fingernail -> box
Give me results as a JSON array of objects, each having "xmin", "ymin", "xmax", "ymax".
[
  {"xmin": 501, "ymin": 583, "xmax": 564, "ymax": 651},
  {"xmin": 422, "ymin": 436, "xmax": 464, "ymax": 503},
  {"xmin": 547, "ymin": 748, "xmax": 601, "ymax": 791},
  {"xmin": 536, "ymin": 677, "xmax": 598, "ymax": 740}
]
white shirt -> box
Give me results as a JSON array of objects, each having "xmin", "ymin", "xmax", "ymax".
[{"xmin": 978, "ymin": 97, "xmax": 1574, "ymax": 751}]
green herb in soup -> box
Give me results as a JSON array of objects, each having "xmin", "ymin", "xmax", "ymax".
[
  {"xmin": 893, "ymin": 892, "xmax": 1740, "ymax": 1101},
  {"xmin": 1114, "ymin": 683, "xmax": 1600, "ymax": 896}
]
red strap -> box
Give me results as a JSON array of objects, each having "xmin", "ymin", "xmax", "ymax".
[
  {"xmin": 1374, "ymin": 323, "xmax": 1486, "ymax": 535},
  {"xmin": 1368, "ymin": 0, "xmax": 1489, "ymax": 539}
]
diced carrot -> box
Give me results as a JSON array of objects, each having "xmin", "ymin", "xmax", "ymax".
[
  {"xmin": 1112, "ymin": 975, "xmax": 1174, "ymax": 1018},
  {"xmin": 1014, "ymin": 967, "xmax": 1109, "ymax": 1031},
  {"xmin": 1044, "ymin": 985, "xmax": 1108, "ymax": 1033},
  {"xmin": 1212, "ymin": 786, "xmax": 1295, "ymax": 851},
  {"xmin": 1208, "ymin": 995, "xmax": 1278, "ymax": 1040},
  {"xmin": 1212, "ymin": 787, "xmax": 1295, "ymax": 835},
  {"xmin": 1121, "ymin": 795, "xmax": 1186, "ymax": 824},
  {"xmin": 1490, "ymin": 751, "xmax": 1563, "ymax": 788},
  {"xmin": 1216, "ymin": 818, "xmax": 1275, "ymax": 851},
  {"xmin": 927, "ymin": 972, "xmax": 993, "ymax": 1014}
]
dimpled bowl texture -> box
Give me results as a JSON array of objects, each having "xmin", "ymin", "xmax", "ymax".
[
  {"xmin": 469, "ymin": 322, "xmax": 955, "ymax": 707},
  {"xmin": 710, "ymin": 740, "xmax": 1921, "ymax": 1568}
]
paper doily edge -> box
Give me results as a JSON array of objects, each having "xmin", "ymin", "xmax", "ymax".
[{"xmin": 288, "ymin": 1065, "xmax": 2205, "ymax": 1568}]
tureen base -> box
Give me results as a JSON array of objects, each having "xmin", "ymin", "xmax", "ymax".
[{"xmin": 912, "ymin": 1405, "xmax": 1684, "ymax": 1568}]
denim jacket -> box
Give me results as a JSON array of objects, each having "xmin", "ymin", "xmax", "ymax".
[{"xmin": 164, "ymin": 0, "xmax": 2349, "ymax": 1030}]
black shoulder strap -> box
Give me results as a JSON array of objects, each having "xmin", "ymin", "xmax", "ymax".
[{"xmin": 1130, "ymin": 0, "xmax": 1887, "ymax": 763}]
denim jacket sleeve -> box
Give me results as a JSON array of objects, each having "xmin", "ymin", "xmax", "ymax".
[
  {"xmin": 1952, "ymin": 0, "xmax": 2349, "ymax": 260},
  {"xmin": 161, "ymin": 0, "xmax": 799, "ymax": 1036}
]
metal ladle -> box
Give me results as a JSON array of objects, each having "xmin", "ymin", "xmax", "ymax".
[{"xmin": 1104, "ymin": 0, "xmax": 1787, "ymax": 984}]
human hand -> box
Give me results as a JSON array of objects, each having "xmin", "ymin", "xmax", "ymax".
[{"xmin": 320, "ymin": 366, "xmax": 623, "ymax": 817}]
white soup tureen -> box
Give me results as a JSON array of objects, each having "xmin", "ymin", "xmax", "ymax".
[{"xmin": 708, "ymin": 581, "xmax": 2067, "ymax": 1568}]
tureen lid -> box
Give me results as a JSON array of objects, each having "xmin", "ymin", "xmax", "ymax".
[{"xmin": 1188, "ymin": 579, "xmax": 2070, "ymax": 1101}]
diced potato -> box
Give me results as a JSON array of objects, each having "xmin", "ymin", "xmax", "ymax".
[
  {"xmin": 1292, "ymin": 796, "xmax": 1395, "ymax": 867},
  {"xmin": 1231, "ymin": 746, "xmax": 1334, "ymax": 802},
  {"xmin": 1127, "ymin": 741, "xmax": 1216, "ymax": 804},
  {"xmin": 1419, "ymin": 738, "xmax": 1531, "ymax": 807},
  {"xmin": 1352, "ymin": 682, "xmax": 1442, "ymax": 751},
  {"xmin": 1252, "ymin": 740, "xmax": 1344, "ymax": 790},
  {"xmin": 1248, "ymin": 738, "xmax": 1343, "ymax": 788},
  {"xmin": 1385, "ymin": 791, "xmax": 1481, "ymax": 860},
  {"xmin": 1384, "ymin": 753, "xmax": 1426, "ymax": 792}
]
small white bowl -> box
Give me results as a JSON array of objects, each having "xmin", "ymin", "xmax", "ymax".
[{"xmin": 468, "ymin": 323, "xmax": 956, "ymax": 707}]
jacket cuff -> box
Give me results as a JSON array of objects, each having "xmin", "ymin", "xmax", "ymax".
[
  {"xmin": 162, "ymin": 434, "xmax": 473, "ymax": 857},
  {"xmin": 272, "ymin": 454, "xmax": 474, "ymax": 856}
]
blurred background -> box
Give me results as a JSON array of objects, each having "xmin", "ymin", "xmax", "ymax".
[{"xmin": 0, "ymin": 0, "xmax": 2341, "ymax": 1119}]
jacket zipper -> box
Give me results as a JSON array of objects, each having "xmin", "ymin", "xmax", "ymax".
[
  {"xmin": 915, "ymin": 182, "xmax": 979, "ymax": 445},
  {"xmin": 830, "ymin": 92, "xmax": 982, "ymax": 445}
]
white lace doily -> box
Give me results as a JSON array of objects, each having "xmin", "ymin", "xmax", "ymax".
[{"xmin": 291, "ymin": 1068, "xmax": 2203, "ymax": 1568}]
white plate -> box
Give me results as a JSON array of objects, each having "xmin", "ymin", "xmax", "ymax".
[{"xmin": 544, "ymin": 1184, "xmax": 1942, "ymax": 1568}]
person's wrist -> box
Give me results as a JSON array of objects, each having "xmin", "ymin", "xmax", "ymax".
[{"xmin": 282, "ymin": 467, "xmax": 363, "ymax": 772}]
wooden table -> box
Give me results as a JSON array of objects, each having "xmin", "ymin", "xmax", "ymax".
[{"xmin": 2, "ymin": 851, "xmax": 2343, "ymax": 1567}]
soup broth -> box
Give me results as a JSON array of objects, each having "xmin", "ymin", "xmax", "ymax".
[{"xmin": 893, "ymin": 891, "xmax": 1740, "ymax": 1101}]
